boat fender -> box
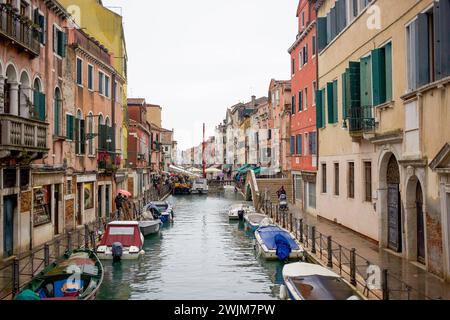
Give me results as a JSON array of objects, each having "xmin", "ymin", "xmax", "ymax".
[
  {"xmin": 279, "ymin": 285, "xmax": 288, "ymax": 300},
  {"xmin": 112, "ymin": 242, "xmax": 123, "ymax": 262}
]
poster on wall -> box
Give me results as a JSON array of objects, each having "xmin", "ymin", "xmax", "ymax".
[
  {"xmin": 33, "ymin": 186, "xmax": 51, "ymax": 226},
  {"xmin": 84, "ymin": 182, "xmax": 94, "ymax": 210}
]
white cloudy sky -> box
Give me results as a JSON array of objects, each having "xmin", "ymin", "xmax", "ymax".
[{"xmin": 102, "ymin": 0, "xmax": 298, "ymax": 150}]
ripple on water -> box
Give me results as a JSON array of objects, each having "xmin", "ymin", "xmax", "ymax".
[{"xmin": 97, "ymin": 193, "xmax": 284, "ymax": 300}]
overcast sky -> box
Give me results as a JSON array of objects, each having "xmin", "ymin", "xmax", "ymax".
[{"xmin": 102, "ymin": 0, "xmax": 298, "ymax": 151}]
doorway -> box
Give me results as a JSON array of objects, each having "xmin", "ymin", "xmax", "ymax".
[
  {"xmin": 3, "ymin": 195, "xmax": 17, "ymax": 258},
  {"xmin": 98, "ymin": 186, "xmax": 103, "ymax": 219},
  {"xmin": 387, "ymin": 155, "xmax": 402, "ymax": 253},
  {"xmin": 416, "ymin": 183, "xmax": 425, "ymax": 264},
  {"xmin": 105, "ymin": 185, "xmax": 111, "ymax": 219}
]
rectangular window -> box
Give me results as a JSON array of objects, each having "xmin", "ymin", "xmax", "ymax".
[
  {"xmin": 66, "ymin": 114, "xmax": 74, "ymax": 141},
  {"xmin": 308, "ymin": 182, "xmax": 317, "ymax": 209},
  {"xmin": 309, "ymin": 132, "xmax": 317, "ymax": 155},
  {"xmin": 292, "ymin": 58, "xmax": 295, "ymax": 75},
  {"xmin": 53, "ymin": 26, "xmax": 66, "ymax": 57},
  {"xmin": 348, "ymin": 162, "xmax": 355, "ymax": 199},
  {"xmin": 292, "ymin": 95, "xmax": 296, "ymax": 114},
  {"xmin": 105, "ymin": 75, "xmax": 110, "ymax": 97},
  {"xmin": 327, "ymin": 80, "xmax": 338, "ymax": 124},
  {"xmin": 302, "ymin": 11, "xmax": 305, "ymax": 27},
  {"xmin": 304, "ymin": 87, "xmax": 308, "ymax": 110},
  {"xmin": 76, "ymin": 58, "xmax": 83, "ymax": 85},
  {"xmin": 364, "ymin": 162, "xmax": 372, "ymax": 202},
  {"xmin": 299, "ymin": 51, "xmax": 303, "ymax": 69},
  {"xmin": 334, "ymin": 163, "xmax": 340, "ymax": 196},
  {"xmin": 296, "ymin": 135, "xmax": 302, "ymax": 155},
  {"xmin": 98, "ymin": 72, "xmax": 104, "ymax": 95},
  {"xmin": 34, "ymin": 9, "xmax": 46, "ymax": 44},
  {"xmin": 88, "ymin": 65, "xmax": 94, "ymax": 90},
  {"xmin": 312, "ymin": 35, "xmax": 316, "ymax": 56},
  {"xmin": 290, "ymin": 136, "xmax": 295, "ymax": 155},
  {"xmin": 298, "ymin": 90, "xmax": 303, "ymax": 112},
  {"xmin": 322, "ymin": 164, "xmax": 327, "ymax": 193},
  {"xmin": 304, "ymin": 133, "xmax": 308, "ymax": 156}
]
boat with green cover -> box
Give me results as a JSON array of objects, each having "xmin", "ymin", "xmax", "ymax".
[{"xmin": 15, "ymin": 249, "xmax": 104, "ymax": 300}]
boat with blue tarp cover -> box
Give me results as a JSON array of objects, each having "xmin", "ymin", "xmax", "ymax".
[
  {"xmin": 146, "ymin": 201, "xmax": 174, "ymax": 223},
  {"xmin": 255, "ymin": 225, "xmax": 304, "ymax": 261}
]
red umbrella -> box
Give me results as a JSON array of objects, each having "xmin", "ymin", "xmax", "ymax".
[{"xmin": 118, "ymin": 189, "xmax": 132, "ymax": 197}]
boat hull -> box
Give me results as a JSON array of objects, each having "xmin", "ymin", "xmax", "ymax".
[
  {"xmin": 139, "ymin": 220, "xmax": 161, "ymax": 236},
  {"xmin": 96, "ymin": 249, "xmax": 145, "ymax": 260}
]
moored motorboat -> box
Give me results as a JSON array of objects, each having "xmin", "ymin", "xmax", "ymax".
[
  {"xmin": 139, "ymin": 205, "xmax": 162, "ymax": 236},
  {"xmin": 147, "ymin": 201, "xmax": 174, "ymax": 223},
  {"xmin": 190, "ymin": 178, "xmax": 209, "ymax": 194},
  {"xmin": 15, "ymin": 249, "xmax": 103, "ymax": 300},
  {"xmin": 96, "ymin": 221, "xmax": 145, "ymax": 261},
  {"xmin": 255, "ymin": 225, "xmax": 304, "ymax": 261},
  {"xmin": 228, "ymin": 203, "xmax": 256, "ymax": 221},
  {"xmin": 244, "ymin": 213, "xmax": 273, "ymax": 232},
  {"xmin": 280, "ymin": 262, "xmax": 364, "ymax": 300}
]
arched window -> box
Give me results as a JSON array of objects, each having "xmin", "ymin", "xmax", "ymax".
[
  {"xmin": 54, "ymin": 88, "xmax": 62, "ymax": 136},
  {"xmin": 88, "ymin": 112, "xmax": 94, "ymax": 155}
]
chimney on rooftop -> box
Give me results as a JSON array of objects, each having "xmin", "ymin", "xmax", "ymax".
[{"xmin": 251, "ymin": 95, "xmax": 256, "ymax": 107}]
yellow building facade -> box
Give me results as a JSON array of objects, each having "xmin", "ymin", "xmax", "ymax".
[{"xmin": 315, "ymin": 0, "xmax": 450, "ymax": 279}]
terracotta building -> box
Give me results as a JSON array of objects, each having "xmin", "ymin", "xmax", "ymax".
[{"xmin": 289, "ymin": 0, "xmax": 318, "ymax": 213}]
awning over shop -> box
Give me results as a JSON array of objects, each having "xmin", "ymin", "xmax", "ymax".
[
  {"xmin": 236, "ymin": 164, "xmax": 252, "ymax": 173},
  {"xmin": 169, "ymin": 165, "xmax": 200, "ymax": 178}
]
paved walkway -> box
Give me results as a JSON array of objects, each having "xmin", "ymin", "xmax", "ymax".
[{"xmin": 290, "ymin": 203, "xmax": 450, "ymax": 300}]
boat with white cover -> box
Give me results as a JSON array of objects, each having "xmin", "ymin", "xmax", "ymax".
[
  {"xmin": 254, "ymin": 225, "xmax": 304, "ymax": 261},
  {"xmin": 228, "ymin": 203, "xmax": 256, "ymax": 221},
  {"xmin": 138, "ymin": 208, "xmax": 162, "ymax": 236},
  {"xmin": 280, "ymin": 262, "xmax": 365, "ymax": 300},
  {"xmin": 244, "ymin": 213, "xmax": 273, "ymax": 232}
]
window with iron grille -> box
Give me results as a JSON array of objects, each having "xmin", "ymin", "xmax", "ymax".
[
  {"xmin": 364, "ymin": 162, "xmax": 372, "ymax": 202},
  {"xmin": 321, "ymin": 164, "xmax": 327, "ymax": 193},
  {"xmin": 334, "ymin": 163, "xmax": 339, "ymax": 196},
  {"xmin": 348, "ymin": 162, "xmax": 355, "ymax": 199},
  {"xmin": 3, "ymin": 169, "xmax": 17, "ymax": 189}
]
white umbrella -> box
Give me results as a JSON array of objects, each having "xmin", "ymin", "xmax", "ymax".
[{"xmin": 205, "ymin": 167, "xmax": 222, "ymax": 174}]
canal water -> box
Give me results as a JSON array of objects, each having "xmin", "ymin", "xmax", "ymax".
[{"xmin": 97, "ymin": 191, "xmax": 284, "ymax": 300}]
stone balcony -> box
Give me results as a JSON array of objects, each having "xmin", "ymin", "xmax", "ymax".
[
  {"xmin": 0, "ymin": 114, "xmax": 49, "ymax": 161},
  {"xmin": 0, "ymin": 4, "xmax": 40, "ymax": 57}
]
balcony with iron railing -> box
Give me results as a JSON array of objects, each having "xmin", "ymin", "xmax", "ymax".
[
  {"xmin": 347, "ymin": 105, "xmax": 376, "ymax": 139},
  {"xmin": 0, "ymin": 4, "xmax": 40, "ymax": 57}
]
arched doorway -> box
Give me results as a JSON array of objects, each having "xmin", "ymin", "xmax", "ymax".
[
  {"xmin": 387, "ymin": 155, "xmax": 402, "ymax": 252},
  {"xmin": 416, "ymin": 183, "xmax": 425, "ymax": 264}
]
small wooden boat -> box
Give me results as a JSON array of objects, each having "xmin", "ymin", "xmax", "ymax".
[
  {"xmin": 228, "ymin": 204, "xmax": 255, "ymax": 221},
  {"xmin": 15, "ymin": 249, "xmax": 103, "ymax": 300},
  {"xmin": 255, "ymin": 225, "xmax": 304, "ymax": 261},
  {"xmin": 139, "ymin": 206, "xmax": 162, "ymax": 236},
  {"xmin": 280, "ymin": 262, "xmax": 365, "ymax": 300},
  {"xmin": 96, "ymin": 221, "xmax": 145, "ymax": 261}
]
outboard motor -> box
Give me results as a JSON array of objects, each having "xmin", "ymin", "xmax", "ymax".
[
  {"xmin": 238, "ymin": 210, "xmax": 245, "ymax": 221},
  {"xmin": 275, "ymin": 234, "xmax": 292, "ymax": 261},
  {"xmin": 112, "ymin": 242, "xmax": 123, "ymax": 262}
]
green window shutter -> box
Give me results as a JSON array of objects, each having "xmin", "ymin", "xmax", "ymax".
[
  {"xmin": 384, "ymin": 42, "xmax": 393, "ymax": 102},
  {"xmin": 317, "ymin": 17, "xmax": 328, "ymax": 52},
  {"xmin": 316, "ymin": 89, "xmax": 323, "ymax": 129},
  {"xmin": 360, "ymin": 55, "xmax": 372, "ymax": 107},
  {"xmin": 39, "ymin": 93, "xmax": 46, "ymax": 121},
  {"xmin": 342, "ymin": 72, "xmax": 348, "ymax": 120},
  {"xmin": 66, "ymin": 114, "xmax": 70, "ymax": 139},
  {"xmin": 333, "ymin": 80, "xmax": 338, "ymax": 123},
  {"xmin": 327, "ymin": 82, "xmax": 334, "ymax": 124},
  {"xmin": 53, "ymin": 26, "xmax": 57, "ymax": 53},
  {"xmin": 348, "ymin": 61, "xmax": 361, "ymax": 131},
  {"xmin": 372, "ymin": 48, "xmax": 386, "ymax": 106}
]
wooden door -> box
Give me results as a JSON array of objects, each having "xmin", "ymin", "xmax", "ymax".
[
  {"xmin": 3, "ymin": 195, "xmax": 17, "ymax": 258},
  {"xmin": 387, "ymin": 184, "xmax": 402, "ymax": 252}
]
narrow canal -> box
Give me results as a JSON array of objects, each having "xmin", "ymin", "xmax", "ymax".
[{"xmin": 97, "ymin": 191, "xmax": 284, "ymax": 300}]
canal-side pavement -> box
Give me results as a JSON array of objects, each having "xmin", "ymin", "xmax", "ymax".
[{"xmin": 290, "ymin": 203, "xmax": 450, "ymax": 300}]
